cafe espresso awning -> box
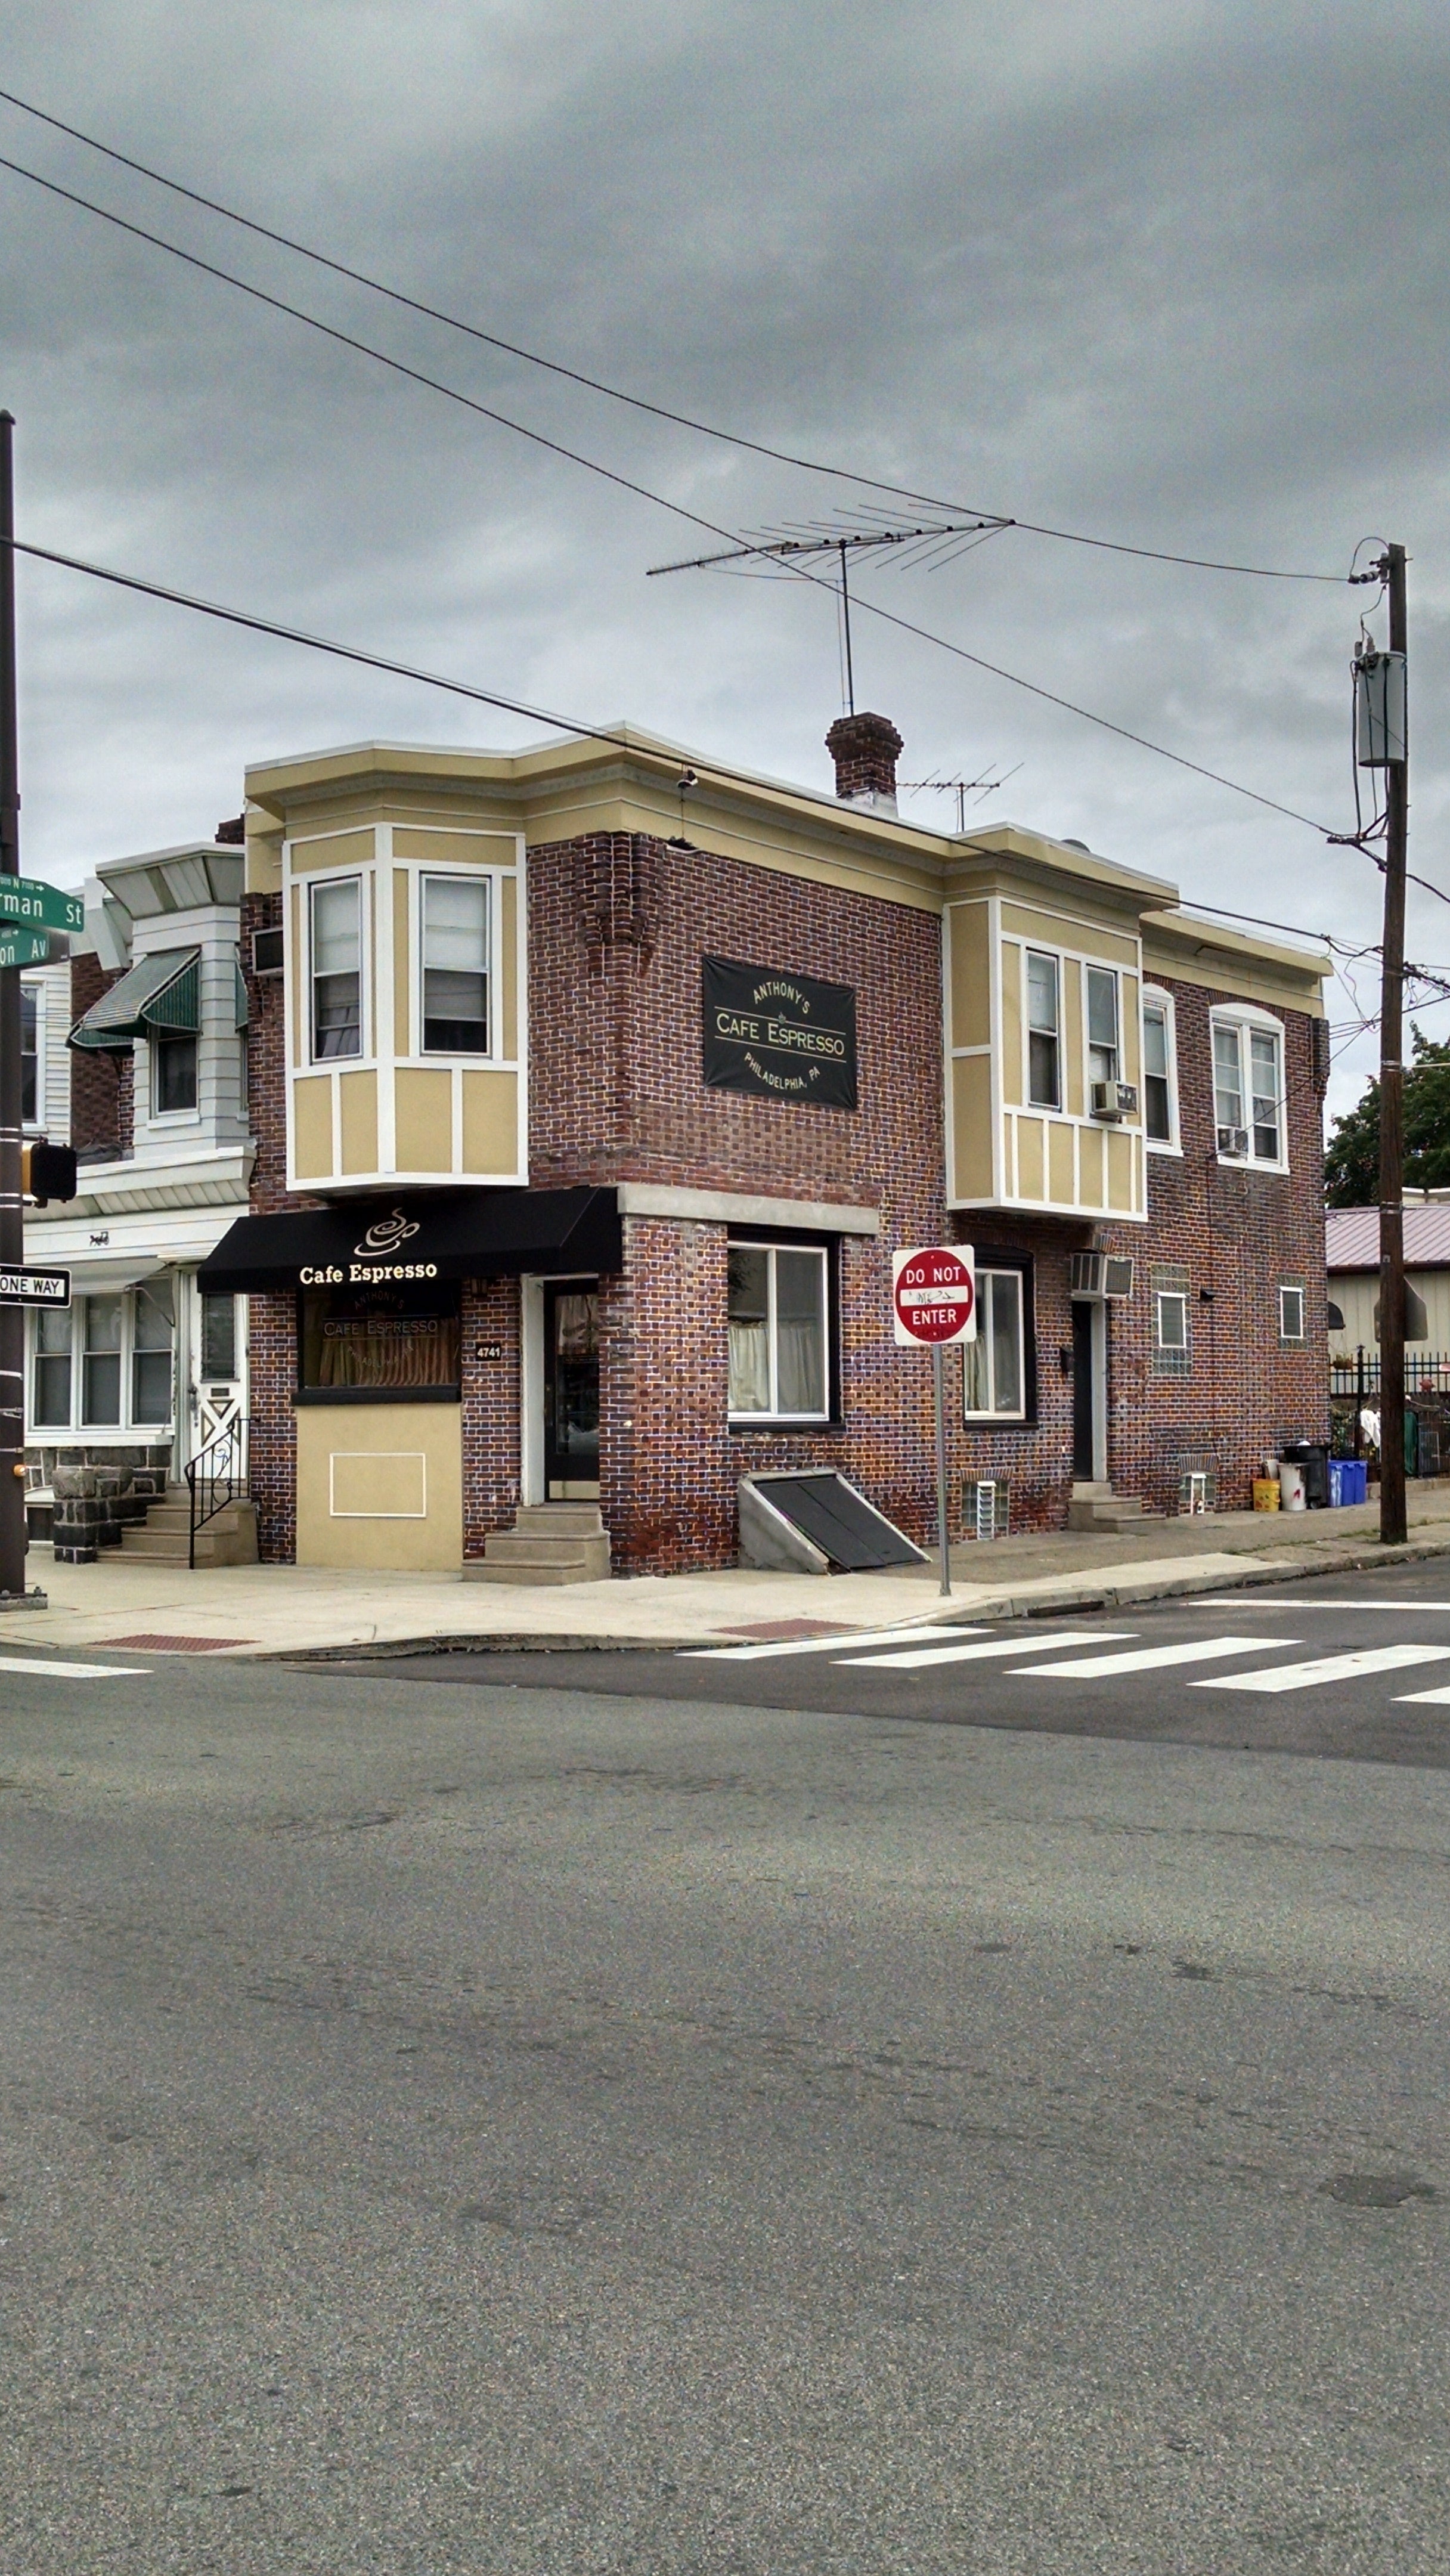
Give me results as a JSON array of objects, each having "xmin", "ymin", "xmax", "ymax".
[
  {"xmin": 197, "ymin": 1187, "xmax": 623, "ymax": 1295},
  {"xmin": 70, "ymin": 947, "xmax": 200, "ymax": 1050}
]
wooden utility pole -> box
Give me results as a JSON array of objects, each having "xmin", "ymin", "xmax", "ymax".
[
  {"xmin": 0, "ymin": 411, "xmax": 26, "ymax": 1597},
  {"xmin": 1378, "ymin": 543, "xmax": 1409, "ymax": 1546}
]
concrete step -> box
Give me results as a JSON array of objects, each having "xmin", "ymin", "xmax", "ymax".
[
  {"xmin": 1065, "ymin": 1492, "xmax": 1164, "ymax": 1532},
  {"xmin": 118, "ymin": 1501, "xmax": 259, "ymax": 1566},
  {"xmin": 512, "ymin": 1503, "xmax": 606, "ymax": 1535},
  {"xmin": 466, "ymin": 1552, "xmax": 611, "ymax": 1587},
  {"xmin": 473, "ymin": 1533, "xmax": 611, "ymax": 1580}
]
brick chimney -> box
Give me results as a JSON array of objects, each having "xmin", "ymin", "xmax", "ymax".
[
  {"xmin": 215, "ymin": 814, "xmax": 245, "ymax": 845},
  {"xmin": 826, "ymin": 711, "xmax": 903, "ymax": 811}
]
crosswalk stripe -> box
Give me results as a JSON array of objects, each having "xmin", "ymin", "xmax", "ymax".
[
  {"xmin": 684, "ymin": 1624, "xmax": 982, "ymax": 1662},
  {"xmin": 1009, "ymin": 1634, "xmax": 1287, "ymax": 1679},
  {"xmin": 0, "ymin": 1654, "xmax": 147, "ymax": 1678},
  {"xmin": 1194, "ymin": 1643, "xmax": 1450, "ymax": 1693},
  {"xmin": 842, "ymin": 1628, "xmax": 1133, "ymax": 1670},
  {"xmin": 1392, "ymin": 1685, "xmax": 1450, "ymax": 1705},
  {"xmin": 1197, "ymin": 1597, "xmax": 1450, "ymax": 1612}
]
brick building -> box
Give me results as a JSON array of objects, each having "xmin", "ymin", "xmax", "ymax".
[{"xmin": 200, "ymin": 715, "xmax": 1330, "ymax": 1576}]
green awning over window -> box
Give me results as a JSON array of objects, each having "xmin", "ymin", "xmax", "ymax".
[{"xmin": 69, "ymin": 948, "xmax": 201, "ymax": 1051}]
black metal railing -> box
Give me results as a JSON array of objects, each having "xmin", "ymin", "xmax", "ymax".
[
  {"xmin": 1330, "ymin": 1351, "xmax": 1450, "ymax": 1476},
  {"xmin": 185, "ymin": 1416, "xmax": 248, "ymax": 1568}
]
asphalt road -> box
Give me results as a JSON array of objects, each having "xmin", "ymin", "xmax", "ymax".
[{"xmin": 0, "ymin": 1558, "xmax": 1446, "ymax": 2572}]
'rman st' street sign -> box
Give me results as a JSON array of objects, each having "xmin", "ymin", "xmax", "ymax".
[
  {"xmin": 0, "ymin": 874, "xmax": 85, "ymax": 936},
  {"xmin": 0, "ymin": 928, "xmax": 52, "ymax": 971},
  {"xmin": 0, "ymin": 1267, "xmax": 71, "ymax": 1309}
]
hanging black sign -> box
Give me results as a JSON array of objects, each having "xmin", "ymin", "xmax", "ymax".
[{"xmin": 702, "ymin": 956, "xmax": 857, "ymax": 1109}]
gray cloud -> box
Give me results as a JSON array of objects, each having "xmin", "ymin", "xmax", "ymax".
[{"xmin": 0, "ymin": 0, "xmax": 1446, "ymax": 1117}]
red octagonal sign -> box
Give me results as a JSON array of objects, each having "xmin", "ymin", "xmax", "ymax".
[{"xmin": 893, "ymin": 1244, "xmax": 976, "ymax": 1346}]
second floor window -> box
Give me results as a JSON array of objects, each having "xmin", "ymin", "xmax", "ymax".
[
  {"xmin": 1026, "ymin": 951, "xmax": 1060, "ymax": 1108},
  {"xmin": 21, "ymin": 982, "xmax": 39, "ymax": 1125},
  {"xmin": 1086, "ymin": 966, "xmax": 1119, "ymax": 1085},
  {"xmin": 311, "ymin": 878, "xmax": 362, "ymax": 1060},
  {"xmin": 1213, "ymin": 1014, "xmax": 1284, "ymax": 1165},
  {"xmin": 1142, "ymin": 995, "xmax": 1175, "ymax": 1143},
  {"xmin": 153, "ymin": 1031, "xmax": 197, "ymax": 1114},
  {"xmin": 421, "ymin": 875, "xmax": 489, "ymax": 1054}
]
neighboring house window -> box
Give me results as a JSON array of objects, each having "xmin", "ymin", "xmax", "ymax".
[
  {"xmin": 20, "ymin": 980, "xmax": 39, "ymax": 1126},
  {"xmin": 152, "ymin": 1030, "xmax": 198, "ymax": 1114},
  {"xmin": 963, "ymin": 1268, "xmax": 1027, "ymax": 1420},
  {"xmin": 727, "ymin": 1242, "xmax": 830, "ymax": 1419},
  {"xmin": 1141, "ymin": 989, "xmax": 1177, "ymax": 1146},
  {"xmin": 132, "ymin": 1280, "xmax": 174, "ymax": 1423},
  {"xmin": 32, "ymin": 1306, "xmax": 72, "ymax": 1426},
  {"xmin": 1279, "ymin": 1283, "xmax": 1307, "ymax": 1343},
  {"xmin": 1152, "ymin": 1264, "xmax": 1191, "ymax": 1375},
  {"xmin": 1086, "ymin": 966, "xmax": 1119, "ymax": 1086},
  {"xmin": 311, "ymin": 878, "xmax": 362, "ymax": 1060},
  {"xmin": 421, "ymin": 875, "xmax": 489, "ymax": 1054},
  {"xmin": 82, "ymin": 1295, "xmax": 124, "ymax": 1425},
  {"xmin": 1213, "ymin": 1011, "xmax": 1284, "ymax": 1166},
  {"xmin": 201, "ymin": 1291, "xmax": 238, "ymax": 1379},
  {"xmin": 1026, "ymin": 951, "xmax": 1061, "ymax": 1109}
]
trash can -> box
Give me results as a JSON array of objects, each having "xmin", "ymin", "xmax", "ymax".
[
  {"xmin": 1329, "ymin": 1457, "xmax": 1368, "ymax": 1507},
  {"xmin": 1279, "ymin": 1463, "xmax": 1307, "ymax": 1512},
  {"xmin": 1281, "ymin": 1440, "xmax": 1329, "ymax": 1507}
]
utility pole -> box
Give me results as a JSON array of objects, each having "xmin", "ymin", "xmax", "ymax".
[
  {"xmin": 0, "ymin": 410, "xmax": 26, "ymax": 1597},
  {"xmin": 1378, "ymin": 543, "xmax": 1409, "ymax": 1547}
]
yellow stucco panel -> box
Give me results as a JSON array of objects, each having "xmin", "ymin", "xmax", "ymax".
[
  {"xmin": 339, "ymin": 1069, "xmax": 379, "ymax": 1175},
  {"xmin": 461, "ymin": 1069, "xmax": 520, "ymax": 1175},
  {"xmin": 392, "ymin": 828, "xmax": 518, "ymax": 868},
  {"xmin": 1000, "ymin": 942, "xmax": 1023, "ymax": 1107},
  {"xmin": 1016, "ymin": 1116, "xmax": 1045, "ymax": 1200},
  {"xmin": 1107, "ymin": 1128, "xmax": 1135, "ymax": 1211},
  {"xmin": 950, "ymin": 1054, "xmax": 993, "ymax": 1201},
  {"xmin": 1048, "ymin": 1121, "xmax": 1076, "ymax": 1204},
  {"xmin": 292, "ymin": 1075, "xmax": 334, "ymax": 1180},
  {"xmin": 1078, "ymin": 1121, "xmax": 1106, "ymax": 1209},
  {"xmin": 947, "ymin": 902, "xmax": 992, "ymax": 1049},
  {"xmin": 289, "ymin": 828, "xmax": 376, "ymax": 873},
  {"xmin": 295, "ymin": 1404, "xmax": 463, "ymax": 1571},
  {"xmin": 395, "ymin": 1067, "xmax": 454, "ymax": 1173},
  {"xmin": 1001, "ymin": 902, "xmax": 1140, "ymax": 970},
  {"xmin": 392, "ymin": 868, "xmax": 411, "ymax": 1055}
]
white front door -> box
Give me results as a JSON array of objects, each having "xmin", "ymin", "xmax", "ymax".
[{"xmin": 188, "ymin": 1286, "xmax": 246, "ymax": 1465}]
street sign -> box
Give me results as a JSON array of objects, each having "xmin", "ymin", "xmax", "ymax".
[
  {"xmin": 0, "ymin": 874, "xmax": 84, "ymax": 935},
  {"xmin": 0, "ymin": 1265, "xmax": 70, "ymax": 1308},
  {"xmin": 0, "ymin": 928, "xmax": 52, "ymax": 970},
  {"xmin": 893, "ymin": 1244, "xmax": 976, "ymax": 1345}
]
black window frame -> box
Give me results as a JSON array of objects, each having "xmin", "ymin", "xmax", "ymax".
[{"xmin": 295, "ymin": 1277, "xmax": 464, "ymax": 1407}]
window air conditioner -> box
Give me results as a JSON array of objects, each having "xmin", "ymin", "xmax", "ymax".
[
  {"xmin": 1090, "ymin": 1079, "xmax": 1138, "ymax": 1121},
  {"xmin": 1216, "ymin": 1124, "xmax": 1249, "ymax": 1157},
  {"xmin": 252, "ymin": 926, "xmax": 284, "ymax": 977},
  {"xmin": 1070, "ymin": 1253, "xmax": 1135, "ymax": 1301}
]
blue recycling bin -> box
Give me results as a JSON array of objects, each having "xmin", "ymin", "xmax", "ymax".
[{"xmin": 1329, "ymin": 1458, "xmax": 1367, "ymax": 1506}]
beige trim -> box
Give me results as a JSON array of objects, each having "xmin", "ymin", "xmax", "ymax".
[{"xmin": 616, "ymin": 1182, "xmax": 879, "ymax": 1235}]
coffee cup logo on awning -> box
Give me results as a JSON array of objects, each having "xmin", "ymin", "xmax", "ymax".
[{"xmin": 355, "ymin": 1211, "xmax": 421, "ymax": 1258}]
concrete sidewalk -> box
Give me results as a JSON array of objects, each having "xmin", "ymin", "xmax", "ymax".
[{"xmin": 4, "ymin": 1483, "xmax": 1450, "ymax": 1660}]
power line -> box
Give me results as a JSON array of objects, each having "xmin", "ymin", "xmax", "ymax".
[
  {"xmin": 0, "ymin": 146, "xmax": 1358, "ymax": 840},
  {"xmin": 0, "ymin": 80, "xmax": 1350, "ymax": 587}
]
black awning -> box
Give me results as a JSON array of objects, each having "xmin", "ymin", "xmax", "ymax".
[{"xmin": 198, "ymin": 1187, "xmax": 622, "ymax": 1294}]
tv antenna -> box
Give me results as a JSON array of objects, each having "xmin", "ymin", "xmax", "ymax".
[
  {"xmin": 899, "ymin": 766, "xmax": 1023, "ymax": 831},
  {"xmin": 647, "ymin": 512, "xmax": 1007, "ymax": 715}
]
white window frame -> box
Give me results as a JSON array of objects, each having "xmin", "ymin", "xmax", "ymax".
[
  {"xmin": 1155, "ymin": 1287, "xmax": 1189, "ymax": 1354},
  {"xmin": 1279, "ymin": 1283, "xmax": 1307, "ymax": 1343},
  {"xmin": 962, "ymin": 1267, "xmax": 1027, "ymax": 1421},
  {"xmin": 20, "ymin": 974, "xmax": 43, "ymax": 1131},
  {"xmin": 1025, "ymin": 949, "xmax": 1061, "ymax": 1110},
  {"xmin": 1141, "ymin": 985, "xmax": 1179, "ymax": 1153},
  {"xmin": 29, "ymin": 1286, "xmax": 178, "ymax": 1438},
  {"xmin": 417, "ymin": 870, "xmax": 492, "ymax": 1060},
  {"xmin": 1210, "ymin": 1006, "xmax": 1287, "ymax": 1171},
  {"xmin": 1085, "ymin": 964, "xmax": 1120, "ymax": 1089},
  {"xmin": 309, "ymin": 873, "xmax": 367, "ymax": 1066},
  {"xmin": 727, "ymin": 1240, "xmax": 831, "ymax": 1422}
]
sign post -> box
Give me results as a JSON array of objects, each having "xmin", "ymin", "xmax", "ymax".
[{"xmin": 893, "ymin": 1245, "xmax": 975, "ymax": 1597}]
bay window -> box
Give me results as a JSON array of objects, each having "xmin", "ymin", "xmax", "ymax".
[
  {"xmin": 421, "ymin": 874, "xmax": 489, "ymax": 1054},
  {"xmin": 311, "ymin": 878, "xmax": 362, "ymax": 1061},
  {"xmin": 1086, "ymin": 966, "xmax": 1119, "ymax": 1086},
  {"xmin": 1026, "ymin": 951, "xmax": 1061, "ymax": 1108},
  {"xmin": 727, "ymin": 1242, "xmax": 830, "ymax": 1420},
  {"xmin": 32, "ymin": 1306, "xmax": 72, "ymax": 1426},
  {"xmin": 82, "ymin": 1295, "xmax": 123, "ymax": 1425},
  {"xmin": 132, "ymin": 1280, "xmax": 175, "ymax": 1423}
]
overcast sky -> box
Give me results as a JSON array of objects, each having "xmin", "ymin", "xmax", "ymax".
[{"xmin": 1, "ymin": 1, "xmax": 1446, "ymax": 1119}]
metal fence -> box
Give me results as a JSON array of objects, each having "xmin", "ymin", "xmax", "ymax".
[{"xmin": 1329, "ymin": 1351, "xmax": 1450, "ymax": 1475}]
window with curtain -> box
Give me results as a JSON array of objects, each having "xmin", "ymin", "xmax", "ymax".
[
  {"xmin": 311, "ymin": 878, "xmax": 362, "ymax": 1060},
  {"xmin": 727, "ymin": 1243, "xmax": 829, "ymax": 1419},
  {"xmin": 299, "ymin": 1283, "xmax": 461, "ymax": 1398},
  {"xmin": 1025, "ymin": 951, "xmax": 1060, "ymax": 1108},
  {"xmin": 962, "ymin": 1268, "xmax": 1026, "ymax": 1419},
  {"xmin": 421, "ymin": 874, "xmax": 489, "ymax": 1054}
]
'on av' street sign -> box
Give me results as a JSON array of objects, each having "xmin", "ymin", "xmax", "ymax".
[
  {"xmin": 0, "ymin": 927, "xmax": 52, "ymax": 971},
  {"xmin": 0, "ymin": 1266, "xmax": 71, "ymax": 1309},
  {"xmin": 0, "ymin": 874, "xmax": 84, "ymax": 936}
]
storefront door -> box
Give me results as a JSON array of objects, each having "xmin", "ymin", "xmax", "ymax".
[
  {"xmin": 1071, "ymin": 1297, "xmax": 1107, "ymax": 1483},
  {"xmin": 543, "ymin": 1280, "xmax": 600, "ymax": 1496}
]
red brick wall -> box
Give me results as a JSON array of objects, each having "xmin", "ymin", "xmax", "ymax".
[
  {"xmin": 247, "ymin": 1291, "xmax": 296, "ymax": 1562},
  {"xmin": 68, "ymin": 955, "xmax": 129, "ymax": 1160},
  {"xmin": 460, "ymin": 1276, "xmax": 522, "ymax": 1555}
]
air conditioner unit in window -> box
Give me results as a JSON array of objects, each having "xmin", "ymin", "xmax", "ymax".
[
  {"xmin": 252, "ymin": 926, "xmax": 284, "ymax": 977},
  {"xmin": 1070, "ymin": 1253, "xmax": 1135, "ymax": 1301},
  {"xmin": 1216, "ymin": 1124, "xmax": 1250, "ymax": 1157},
  {"xmin": 1090, "ymin": 1079, "xmax": 1138, "ymax": 1121}
]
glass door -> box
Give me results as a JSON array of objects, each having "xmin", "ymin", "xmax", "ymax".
[{"xmin": 543, "ymin": 1281, "xmax": 600, "ymax": 1496}]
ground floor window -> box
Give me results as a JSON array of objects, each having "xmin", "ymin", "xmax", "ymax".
[
  {"xmin": 298, "ymin": 1280, "xmax": 461, "ymax": 1401},
  {"xmin": 30, "ymin": 1281, "xmax": 177, "ymax": 1434},
  {"xmin": 1152, "ymin": 1263, "xmax": 1192, "ymax": 1375},
  {"xmin": 727, "ymin": 1241, "xmax": 830, "ymax": 1420},
  {"xmin": 963, "ymin": 1268, "xmax": 1027, "ymax": 1419}
]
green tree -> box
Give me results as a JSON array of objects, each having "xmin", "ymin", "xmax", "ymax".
[{"xmin": 1325, "ymin": 1026, "xmax": 1450, "ymax": 1205}]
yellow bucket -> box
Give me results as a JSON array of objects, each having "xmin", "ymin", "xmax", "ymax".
[{"xmin": 1252, "ymin": 1477, "xmax": 1281, "ymax": 1512}]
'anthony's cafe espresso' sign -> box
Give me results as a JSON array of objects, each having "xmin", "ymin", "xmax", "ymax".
[{"xmin": 702, "ymin": 956, "xmax": 857, "ymax": 1109}]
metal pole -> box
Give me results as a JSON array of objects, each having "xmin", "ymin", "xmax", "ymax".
[
  {"xmin": 933, "ymin": 1342, "xmax": 950, "ymax": 1596},
  {"xmin": 839, "ymin": 543, "xmax": 855, "ymax": 717},
  {"xmin": 1379, "ymin": 543, "xmax": 1408, "ymax": 1547},
  {"xmin": 0, "ymin": 410, "xmax": 27, "ymax": 1598}
]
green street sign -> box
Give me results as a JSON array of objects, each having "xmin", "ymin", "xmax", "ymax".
[
  {"xmin": 0, "ymin": 927, "xmax": 52, "ymax": 970},
  {"xmin": 0, "ymin": 874, "xmax": 85, "ymax": 936}
]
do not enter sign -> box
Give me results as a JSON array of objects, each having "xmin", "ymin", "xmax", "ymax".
[{"xmin": 893, "ymin": 1245, "xmax": 976, "ymax": 1345}]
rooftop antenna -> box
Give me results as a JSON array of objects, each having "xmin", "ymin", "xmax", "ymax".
[
  {"xmin": 899, "ymin": 766, "xmax": 1023, "ymax": 831},
  {"xmin": 647, "ymin": 514, "xmax": 1007, "ymax": 716}
]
